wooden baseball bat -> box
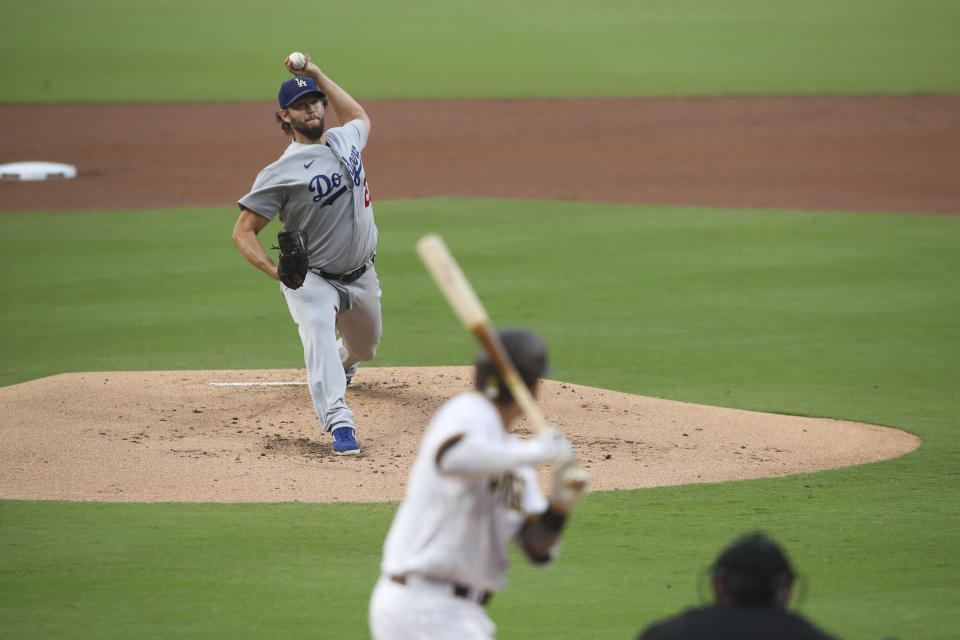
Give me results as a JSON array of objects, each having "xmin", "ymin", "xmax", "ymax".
[{"xmin": 416, "ymin": 233, "xmax": 550, "ymax": 434}]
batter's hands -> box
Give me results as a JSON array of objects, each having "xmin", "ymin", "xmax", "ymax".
[
  {"xmin": 550, "ymin": 456, "xmax": 591, "ymax": 514},
  {"xmin": 528, "ymin": 427, "xmax": 574, "ymax": 466}
]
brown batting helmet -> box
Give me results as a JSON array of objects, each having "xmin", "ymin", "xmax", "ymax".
[{"xmin": 474, "ymin": 327, "xmax": 553, "ymax": 404}]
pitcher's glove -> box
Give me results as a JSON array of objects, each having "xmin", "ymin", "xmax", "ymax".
[{"xmin": 275, "ymin": 229, "xmax": 309, "ymax": 289}]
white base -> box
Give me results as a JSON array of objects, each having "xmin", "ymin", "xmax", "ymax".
[{"xmin": 0, "ymin": 161, "xmax": 78, "ymax": 181}]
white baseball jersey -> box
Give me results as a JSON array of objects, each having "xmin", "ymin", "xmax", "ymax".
[
  {"xmin": 238, "ymin": 119, "xmax": 377, "ymax": 274},
  {"xmin": 379, "ymin": 391, "xmax": 548, "ymax": 592}
]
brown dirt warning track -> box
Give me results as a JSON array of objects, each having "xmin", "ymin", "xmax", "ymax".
[{"xmin": 2, "ymin": 95, "xmax": 958, "ymax": 214}]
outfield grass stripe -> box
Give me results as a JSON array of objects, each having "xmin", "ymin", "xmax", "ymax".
[{"xmin": 1, "ymin": 1, "xmax": 958, "ymax": 102}]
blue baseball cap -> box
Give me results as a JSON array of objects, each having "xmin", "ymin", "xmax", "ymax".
[{"xmin": 278, "ymin": 76, "xmax": 322, "ymax": 109}]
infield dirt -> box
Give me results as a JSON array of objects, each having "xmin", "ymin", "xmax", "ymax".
[
  {"xmin": 2, "ymin": 96, "xmax": 958, "ymax": 215},
  {"xmin": 0, "ymin": 368, "xmax": 920, "ymax": 502}
]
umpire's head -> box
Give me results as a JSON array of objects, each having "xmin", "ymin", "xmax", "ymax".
[
  {"xmin": 474, "ymin": 327, "xmax": 552, "ymax": 404},
  {"xmin": 711, "ymin": 532, "xmax": 796, "ymax": 608}
]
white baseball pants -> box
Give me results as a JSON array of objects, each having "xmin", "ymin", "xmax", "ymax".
[
  {"xmin": 281, "ymin": 266, "xmax": 381, "ymax": 431},
  {"xmin": 369, "ymin": 575, "xmax": 496, "ymax": 640}
]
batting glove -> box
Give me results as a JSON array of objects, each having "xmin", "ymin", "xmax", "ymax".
[
  {"xmin": 550, "ymin": 457, "xmax": 591, "ymax": 514},
  {"xmin": 529, "ymin": 427, "xmax": 574, "ymax": 466}
]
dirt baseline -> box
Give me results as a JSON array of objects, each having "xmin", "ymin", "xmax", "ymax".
[
  {"xmin": 0, "ymin": 368, "xmax": 919, "ymax": 503},
  {"xmin": 1, "ymin": 96, "xmax": 958, "ymax": 215}
]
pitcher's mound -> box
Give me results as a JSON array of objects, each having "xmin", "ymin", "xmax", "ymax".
[{"xmin": 0, "ymin": 367, "xmax": 919, "ymax": 502}]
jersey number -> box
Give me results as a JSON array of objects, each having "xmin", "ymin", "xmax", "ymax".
[{"xmin": 363, "ymin": 177, "xmax": 371, "ymax": 207}]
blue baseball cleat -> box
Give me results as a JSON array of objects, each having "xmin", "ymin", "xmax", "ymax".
[{"xmin": 332, "ymin": 425, "xmax": 360, "ymax": 455}]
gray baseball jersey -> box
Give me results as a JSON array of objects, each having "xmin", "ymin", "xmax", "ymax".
[{"xmin": 238, "ymin": 119, "xmax": 377, "ymax": 274}]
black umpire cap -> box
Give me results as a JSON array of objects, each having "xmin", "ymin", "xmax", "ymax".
[
  {"xmin": 475, "ymin": 327, "xmax": 552, "ymax": 403},
  {"xmin": 711, "ymin": 532, "xmax": 796, "ymax": 607}
]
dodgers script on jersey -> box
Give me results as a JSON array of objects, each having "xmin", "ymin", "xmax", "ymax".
[
  {"xmin": 238, "ymin": 120, "xmax": 376, "ymax": 274},
  {"xmin": 379, "ymin": 392, "xmax": 548, "ymax": 592}
]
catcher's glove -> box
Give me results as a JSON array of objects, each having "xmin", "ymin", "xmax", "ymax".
[{"xmin": 275, "ymin": 229, "xmax": 309, "ymax": 289}]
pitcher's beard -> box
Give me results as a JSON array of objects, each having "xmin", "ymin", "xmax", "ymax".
[{"xmin": 294, "ymin": 117, "xmax": 325, "ymax": 142}]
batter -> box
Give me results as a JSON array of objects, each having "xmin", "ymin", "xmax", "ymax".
[
  {"xmin": 233, "ymin": 52, "xmax": 379, "ymax": 455},
  {"xmin": 369, "ymin": 328, "xmax": 590, "ymax": 640}
]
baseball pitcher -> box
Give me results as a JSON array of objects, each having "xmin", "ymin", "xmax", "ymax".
[
  {"xmin": 369, "ymin": 328, "xmax": 590, "ymax": 640},
  {"xmin": 233, "ymin": 52, "xmax": 380, "ymax": 455}
]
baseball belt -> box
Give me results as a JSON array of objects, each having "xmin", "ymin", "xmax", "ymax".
[
  {"xmin": 311, "ymin": 254, "xmax": 375, "ymax": 284},
  {"xmin": 389, "ymin": 574, "xmax": 492, "ymax": 607}
]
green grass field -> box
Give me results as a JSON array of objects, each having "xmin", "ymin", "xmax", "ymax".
[
  {"xmin": 1, "ymin": 202, "xmax": 958, "ymax": 638},
  {"xmin": 2, "ymin": 0, "xmax": 959, "ymax": 638},
  {"xmin": 1, "ymin": 0, "xmax": 959, "ymax": 102},
  {"xmin": 3, "ymin": 467, "xmax": 956, "ymax": 639},
  {"xmin": 2, "ymin": 201, "xmax": 958, "ymax": 424}
]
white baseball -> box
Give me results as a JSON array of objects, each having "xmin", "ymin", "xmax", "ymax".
[{"xmin": 289, "ymin": 51, "xmax": 306, "ymax": 70}]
